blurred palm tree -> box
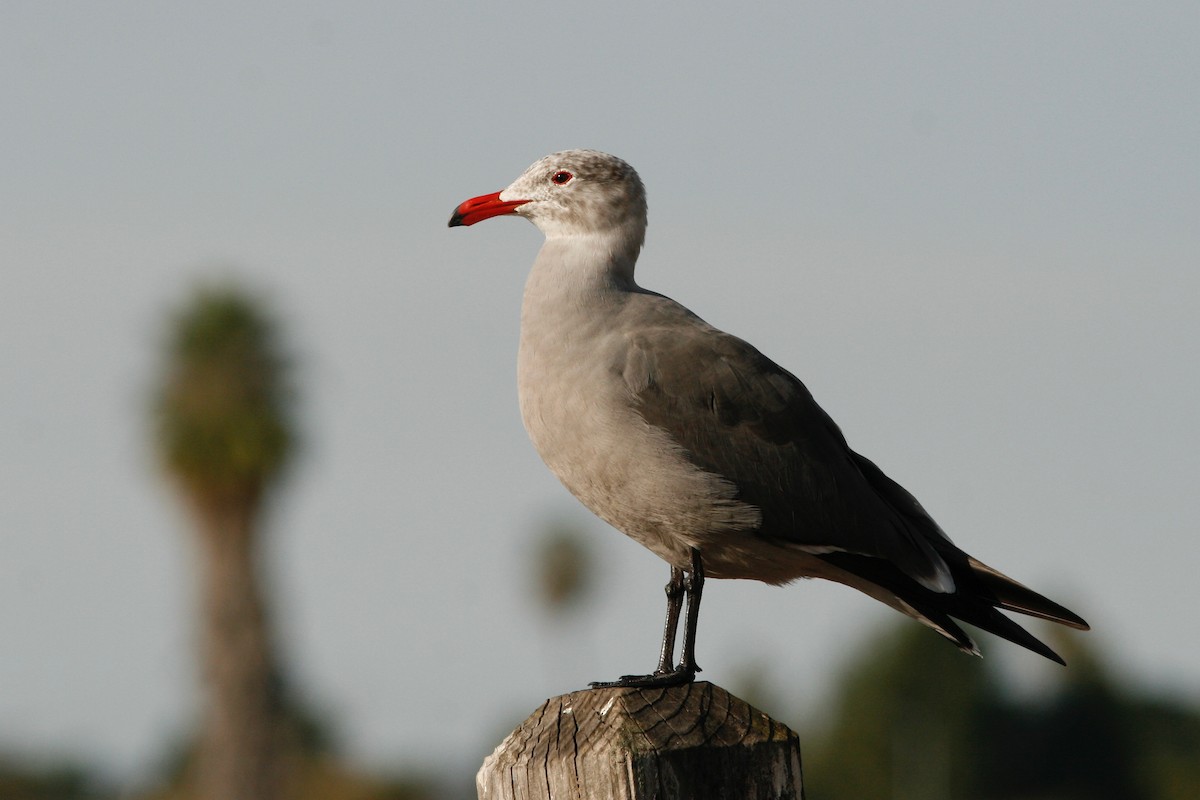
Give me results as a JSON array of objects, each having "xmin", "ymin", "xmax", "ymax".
[
  {"xmin": 524, "ymin": 517, "xmax": 599, "ymax": 688},
  {"xmin": 530, "ymin": 519, "xmax": 594, "ymax": 618},
  {"xmin": 153, "ymin": 285, "xmax": 295, "ymax": 800}
]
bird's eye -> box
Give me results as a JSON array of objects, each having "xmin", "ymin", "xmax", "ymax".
[{"xmin": 551, "ymin": 170, "xmax": 574, "ymax": 185}]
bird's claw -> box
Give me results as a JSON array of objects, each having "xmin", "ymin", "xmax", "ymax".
[{"xmin": 589, "ymin": 664, "xmax": 699, "ymax": 689}]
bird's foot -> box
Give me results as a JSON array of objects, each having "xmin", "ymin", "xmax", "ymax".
[{"xmin": 589, "ymin": 664, "xmax": 699, "ymax": 689}]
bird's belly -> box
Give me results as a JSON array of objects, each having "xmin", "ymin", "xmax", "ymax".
[{"xmin": 518, "ymin": 368, "xmax": 794, "ymax": 578}]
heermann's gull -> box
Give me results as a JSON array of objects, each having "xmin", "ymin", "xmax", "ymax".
[{"xmin": 449, "ymin": 149, "xmax": 1088, "ymax": 687}]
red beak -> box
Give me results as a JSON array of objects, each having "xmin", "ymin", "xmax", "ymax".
[{"xmin": 448, "ymin": 191, "xmax": 528, "ymax": 227}]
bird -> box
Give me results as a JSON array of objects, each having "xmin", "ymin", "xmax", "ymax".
[{"xmin": 449, "ymin": 149, "xmax": 1089, "ymax": 688}]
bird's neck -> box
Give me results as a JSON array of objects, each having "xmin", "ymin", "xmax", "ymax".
[{"xmin": 524, "ymin": 228, "xmax": 644, "ymax": 306}]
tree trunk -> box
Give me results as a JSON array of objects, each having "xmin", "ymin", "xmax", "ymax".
[{"xmin": 191, "ymin": 492, "xmax": 286, "ymax": 800}]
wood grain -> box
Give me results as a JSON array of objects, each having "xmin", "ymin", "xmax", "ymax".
[{"xmin": 477, "ymin": 681, "xmax": 803, "ymax": 799}]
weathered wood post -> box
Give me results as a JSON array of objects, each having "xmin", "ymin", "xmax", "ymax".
[{"xmin": 477, "ymin": 681, "xmax": 804, "ymax": 799}]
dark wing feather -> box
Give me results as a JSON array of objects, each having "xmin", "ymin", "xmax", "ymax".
[{"xmin": 621, "ymin": 309, "xmax": 955, "ymax": 593}]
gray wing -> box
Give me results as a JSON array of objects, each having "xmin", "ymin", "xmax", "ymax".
[{"xmin": 620, "ymin": 309, "xmax": 956, "ymax": 594}]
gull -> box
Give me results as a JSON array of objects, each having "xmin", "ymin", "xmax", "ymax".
[{"xmin": 449, "ymin": 149, "xmax": 1088, "ymax": 687}]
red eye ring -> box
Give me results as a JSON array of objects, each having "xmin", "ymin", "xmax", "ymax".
[{"xmin": 551, "ymin": 170, "xmax": 574, "ymax": 185}]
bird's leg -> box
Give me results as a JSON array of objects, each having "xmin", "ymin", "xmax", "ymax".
[
  {"xmin": 655, "ymin": 566, "xmax": 686, "ymax": 674},
  {"xmin": 590, "ymin": 554, "xmax": 701, "ymax": 689},
  {"xmin": 677, "ymin": 547, "xmax": 705, "ymax": 677}
]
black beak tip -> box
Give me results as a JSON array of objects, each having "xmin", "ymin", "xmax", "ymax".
[{"xmin": 448, "ymin": 211, "xmax": 465, "ymax": 228}]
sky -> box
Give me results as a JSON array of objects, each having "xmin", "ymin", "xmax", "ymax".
[{"xmin": 2, "ymin": 0, "xmax": 1198, "ymax": 788}]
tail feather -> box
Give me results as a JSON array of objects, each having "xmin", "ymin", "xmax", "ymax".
[
  {"xmin": 940, "ymin": 597, "xmax": 1067, "ymax": 665},
  {"xmin": 969, "ymin": 558, "xmax": 1090, "ymax": 630},
  {"xmin": 899, "ymin": 599, "xmax": 980, "ymax": 657},
  {"xmin": 818, "ymin": 549, "xmax": 1087, "ymax": 664}
]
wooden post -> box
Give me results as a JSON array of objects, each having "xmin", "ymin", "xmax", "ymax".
[{"xmin": 477, "ymin": 681, "xmax": 804, "ymax": 800}]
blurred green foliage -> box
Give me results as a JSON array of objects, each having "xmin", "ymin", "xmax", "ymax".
[
  {"xmin": 529, "ymin": 519, "xmax": 594, "ymax": 616},
  {"xmin": 804, "ymin": 622, "xmax": 1200, "ymax": 800},
  {"xmin": 155, "ymin": 285, "xmax": 294, "ymax": 500},
  {"xmin": 11, "ymin": 620, "xmax": 1193, "ymax": 800},
  {"xmin": 0, "ymin": 758, "xmax": 109, "ymax": 800}
]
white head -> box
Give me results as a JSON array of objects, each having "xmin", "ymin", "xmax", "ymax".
[{"xmin": 449, "ymin": 150, "xmax": 647, "ymax": 249}]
